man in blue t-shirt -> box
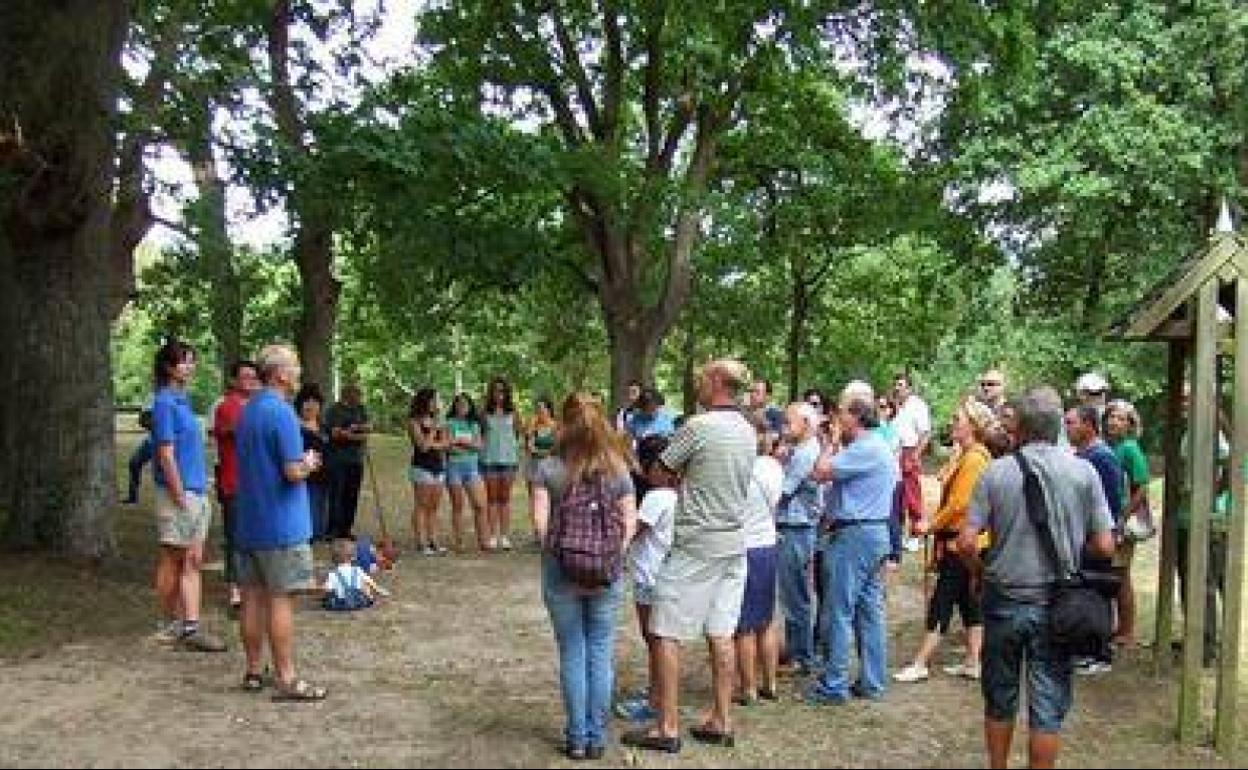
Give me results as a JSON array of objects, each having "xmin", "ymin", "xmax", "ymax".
[
  {"xmin": 804, "ymin": 381, "xmax": 898, "ymax": 705},
  {"xmin": 235, "ymin": 344, "xmax": 327, "ymax": 700},
  {"xmin": 150, "ymin": 339, "xmax": 225, "ymax": 652},
  {"xmin": 625, "ymin": 387, "xmax": 676, "ymax": 446}
]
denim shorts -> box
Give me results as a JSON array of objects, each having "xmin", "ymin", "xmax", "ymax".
[
  {"xmin": 981, "ymin": 588, "xmax": 1073, "ymax": 732},
  {"xmin": 408, "ymin": 466, "xmax": 445, "ymax": 486},
  {"xmin": 445, "ymin": 460, "xmax": 482, "ymax": 487}
]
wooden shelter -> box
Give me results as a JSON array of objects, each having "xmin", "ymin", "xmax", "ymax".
[{"xmin": 1110, "ymin": 202, "xmax": 1248, "ymax": 752}]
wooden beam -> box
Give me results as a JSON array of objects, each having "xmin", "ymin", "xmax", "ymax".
[
  {"xmin": 1214, "ymin": 276, "xmax": 1248, "ymax": 753},
  {"xmin": 1156, "ymin": 340, "xmax": 1187, "ymax": 672},
  {"xmin": 1145, "ymin": 319, "xmax": 1235, "ymax": 341},
  {"xmin": 1123, "ymin": 235, "xmax": 1238, "ymax": 339},
  {"xmin": 1178, "ymin": 278, "xmax": 1219, "ymax": 745}
]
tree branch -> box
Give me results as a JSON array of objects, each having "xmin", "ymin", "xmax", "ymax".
[
  {"xmin": 548, "ymin": 2, "xmax": 602, "ymax": 139},
  {"xmin": 599, "ymin": 0, "xmax": 624, "ymax": 141},
  {"xmin": 640, "ymin": 2, "xmax": 666, "ymax": 163},
  {"xmin": 266, "ymin": 0, "xmax": 305, "ymax": 154}
]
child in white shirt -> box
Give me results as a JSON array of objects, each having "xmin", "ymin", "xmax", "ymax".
[
  {"xmin": 322, "ymin": 538, "xmax": 390, "ymax": 611},
  {"xmin": 616, "ymin": 435, "xmax": 678, "ymax": 722}
]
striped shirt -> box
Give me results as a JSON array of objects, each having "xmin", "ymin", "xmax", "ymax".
[{"xmin": 659, "ymin": 407, "xmax": 756, "ymax": 558}]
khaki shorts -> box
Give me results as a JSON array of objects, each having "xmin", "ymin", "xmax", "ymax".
[
  {"xmin": 650, "ymin": 549, "xmax": 747, "ymax": 641},
  {"xmin": 154, "ymin": 488, "xmax": 212, "ymax": 547},
  {"xmin": 233, "ymin": 544, "xmax": 316, "ymax": 594}
]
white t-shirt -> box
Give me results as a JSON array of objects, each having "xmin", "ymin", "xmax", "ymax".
[
  {"xmin": 323, "ymin": 564, "xmax": 369, "ymax": 598},
  {"xmin": 894, "ymin": 394, "xmax": 931, "ymax": 449},
  {"xmin": 743, "ymin": 455, "xmax": 782, "ymax": 548},
  {"xmin": 628, "ymin": 487, "xmax": 678, "ymax": 588}
]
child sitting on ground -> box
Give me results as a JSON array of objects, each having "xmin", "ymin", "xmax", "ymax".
[
  {"xmin": 615, "ymin": 434, "xmax": 678, "ymax": 722},
  {"xmin": 323, "ymin": 538, "xmax": 390, "ymax": 611}
]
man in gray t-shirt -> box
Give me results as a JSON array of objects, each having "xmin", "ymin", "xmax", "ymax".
[
  {"xmin": 958, "ymin": 386, "xmax": 1114, "ymax": 770},
  {"xmin": 622, "ymin": 359, "xmax": 755, "ymax": 755}
]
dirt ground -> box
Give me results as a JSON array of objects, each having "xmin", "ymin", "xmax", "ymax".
[{"xmin": 0, "ymin": 433, "xmax": 1242, "ymax": 768}]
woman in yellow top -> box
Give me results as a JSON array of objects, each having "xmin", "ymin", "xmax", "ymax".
[{"xmin": 894, "ymin": 397, "xmax": 998, "ymax": 683}]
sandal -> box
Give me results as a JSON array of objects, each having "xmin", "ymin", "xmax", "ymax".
[
  {"xmin": 689, "ymin": 723, "xmax": 735, "ymax": 747},
  {"xmin": 271, "ymin": 678, "xmax": 328, "ymax": 702},
  {"xmin": 620, "ymin": 728, "xmax": 681, "ymax": 754},
  {"xmin": 242, "ymin": 672, "xmax": 265, "ymax": 692}
]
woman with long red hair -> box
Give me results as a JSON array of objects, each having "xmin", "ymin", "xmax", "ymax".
[{"xmin": 533, "ymin": 392, "xmax": 638, "ymax": 761}]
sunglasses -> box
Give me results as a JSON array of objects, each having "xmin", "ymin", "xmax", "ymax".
[{"xmin": 980, "ymin": 380, "xmax": 1002, "ymax": 387}]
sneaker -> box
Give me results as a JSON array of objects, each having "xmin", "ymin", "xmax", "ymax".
[
  {"xmin": 486, "ymin": 536, "xmax": 499, "ymax": 551},
  {"xmin": 1075, "ymin": 660, "xmax": 1112, "ymax": 676},
  {"xmin": 429, "ymin": 543, "xmax": 448, "ymax": 556},
  {"xmin": 893, "ymin": 663, "xmax": 929, "ymax": 683},
  {"xmin": 421, "ymin": 544, "xmax": 437, "ymax": 557},
  {"xmin": 614, "ymin": 697, "xmax": 658, "ymax": 722},
  {"xmin": 178, "ymin": 629, "xmax": 228, "ymax": 653},
  {"xmin": 150, "ymin": 620, "xmax": 182, "ymax": 645},
  {"xmin": 943, "ymin": 662, "xmax": 981, "ymax": 680},
  {"xmin": 499, "ymin": 536, "xmax": 513, "ymax": 551}
]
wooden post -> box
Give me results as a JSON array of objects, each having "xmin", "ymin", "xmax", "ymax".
[
  {"xmin": 1214, "ymin": 276, "xmax": 1248, "ymax": 754},
  {"xmin": 1157, "ymin": 340, "xmax": 1188, "ymax": 671},
  {"xmin": 1179, "ymin": 279, "xmax": 1219, "ymax": 745}
]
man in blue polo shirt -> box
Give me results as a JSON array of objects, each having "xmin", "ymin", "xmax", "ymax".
[
  {"xmin": 150, "ymin": 339, "xmax": 225, "ymax": 652},
  {"xmin": 805, "ymin": 380, "xmax": 898, "ymax": 704},
  {"xmin": 235, "ymin": 344, "xmax": 326, "ymax": 700}
]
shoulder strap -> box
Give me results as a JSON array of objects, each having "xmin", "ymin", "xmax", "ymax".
[{"xmin": 1013, "ymin": 451, "xmax": 1072, "ymax": 581}]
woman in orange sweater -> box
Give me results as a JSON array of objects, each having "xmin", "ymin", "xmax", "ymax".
[{"xmin": 895, "ymin": 397, "xmax": 998, "ymax": 683}]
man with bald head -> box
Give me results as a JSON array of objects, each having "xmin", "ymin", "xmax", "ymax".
[
  {"xmin": 623, "ymin": 359, "xmax": 756, "ymax": 754},
  {"xmin": 978, "ymin": 369, "xmax": 1008, "ymax": 416}
]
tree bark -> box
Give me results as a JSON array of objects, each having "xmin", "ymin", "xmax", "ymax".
[
  {"xmin": 268, "ymin": 0, "xmax": 338, "ymax": 392},
  {"xmin": 186, "ymin": 104, "xmax": 244, "ymax": 384},
  {"xmin": 786, "ymin": 280, "xmax": 809, "ymax": 404},
  {"xmin": 0, "ymin": 1, "xmax": 129, "ymax": 556}
]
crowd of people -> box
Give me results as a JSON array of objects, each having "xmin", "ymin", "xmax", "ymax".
[{"xmin": 134, "ymin": 335, "xmax": 1245, "ymax": 768}]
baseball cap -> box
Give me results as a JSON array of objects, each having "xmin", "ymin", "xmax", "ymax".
[{"xmin": 1075, "ymin": 372, "xmax": 1109, "ymax": 394}]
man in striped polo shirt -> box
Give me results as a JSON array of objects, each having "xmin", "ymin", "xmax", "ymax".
[{"xmin": 622, "ymin": 359, "xmax": 756, "ymax": 754}]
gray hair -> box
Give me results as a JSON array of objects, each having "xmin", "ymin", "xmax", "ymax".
[
  {"xmin": 1016, "ymin": 385, "xmax": 1063, "ymax": 444},
  {"xmin": 840, "ymin": 380, "xmax": 879, "ymax": 429},
  {"xmin": 257, "ymin": 344, "xmax": 299, "ymax": 385}
]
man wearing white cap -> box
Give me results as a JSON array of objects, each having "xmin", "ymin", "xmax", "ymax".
[{"xmin": 1076, "ymin": 372, "xmax": 1110, "ymax": 434}]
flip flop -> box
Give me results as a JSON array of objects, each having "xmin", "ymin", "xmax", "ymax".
[
  {"xmin": 241, "ymin": 672, "xmax": 265, "ymax": 692},
  {"xmin": 620, "ymin": 728, "xmax": 681, "ymax": 754},
  {"xmin": 689, "ymin": 724, "xmax": 735, "ymax": 747},
  {"xmin": 271, "ymin": 678, "xmax": 327, "ymax": 702}
]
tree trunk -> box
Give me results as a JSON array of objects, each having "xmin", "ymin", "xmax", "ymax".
[
  {"xmin": 0, "ymin": 1, "xmax": 128, "ymax": 556},
  {"xmin": 786, "ymin": 279, "xmax": 809, "ymax": 403},
  {"xmin": 603, "ymin": 292, "xmax": 660, "ymax": 412},
  {"xmin": 681, "ymin": 324, "xmax": 698, "ymax": 416},
  {"xmin": 268, "ymin": 0, "xmax": 338, "ymax": 394},
  {"xmin": 187, "ymin": 110, "xmax": 243, "ymax": 384},
  {"xmin": 294, "ymin": 220, "xmax": 337, "ymax": 393}
]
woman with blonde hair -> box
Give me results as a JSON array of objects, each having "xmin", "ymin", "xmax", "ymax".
[
  {"xmin": 533, "ymin": 393, "xmax": 638, "ymax": 760},
  {"xmin": 895, "ymin": 396, "xmax": 997, "ymax": 683}
]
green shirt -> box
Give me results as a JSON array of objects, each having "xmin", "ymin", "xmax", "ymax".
[{"xmin": 447, "ymin": 417, "xmax": 480, "ymax": 464}]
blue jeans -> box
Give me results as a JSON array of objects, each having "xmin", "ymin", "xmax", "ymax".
[
  {"xmin": 814, "ymin": 524, "xmax": 890, "ymax": 700},
  {"xmin": 981, "ymin": 587, "xmax": 1073, "ymax": 732},
  {"xmin": 777, "ymin": 525, "xmax": 817, "ymax": 666},
  {"xmin": 542, "ymin": 555, "xmax": 621, "ymax": 749}
]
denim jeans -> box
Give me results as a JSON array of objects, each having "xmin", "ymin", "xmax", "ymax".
[
  {"xmin": 814, "ymin": 524, "xmax": 890, "ymax": 699},
  {"xmin": 778, "ymin": 525, "xmax": 817, "ymax": 666},
  {"xmin": 981, "ymin": 587, "xmax": 1073, "ymax": 732},
  {"xmin": 542, "ymin": 555, "xmax": 621, "ymax": 749}
]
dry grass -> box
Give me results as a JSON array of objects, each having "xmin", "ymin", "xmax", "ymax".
[{"xmin": 0, "ymin": 431, "xmax": 1243, "ymax": 767}]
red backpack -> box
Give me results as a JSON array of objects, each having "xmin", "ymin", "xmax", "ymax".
[{"xmin": 547, "ymin": 472, "xmax": 624, "ymax": 588}]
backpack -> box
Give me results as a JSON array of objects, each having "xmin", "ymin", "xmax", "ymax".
[
  {"xmin": 547, "ymin": 472, "xmax": 624, "ymax": 588},
  {"xmin": 322, "ymin": 568, "xmax": 374, "ymax": 612}
]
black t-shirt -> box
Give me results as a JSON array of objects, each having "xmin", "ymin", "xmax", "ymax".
[
  {"xmin": 411, "ymin": 420, "xmax": 446, "ymax": 473},
  {"xmin": 301, "ymin": 425, "xmax": 329, "ymax": 484}
]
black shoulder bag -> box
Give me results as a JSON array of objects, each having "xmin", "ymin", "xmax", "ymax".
[{"xmin": 1014, "ymin": 451, "xmax": 1120, "ymax": 657}]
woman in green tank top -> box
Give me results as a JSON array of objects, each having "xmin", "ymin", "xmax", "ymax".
[
  {"xmin": 525, "ymin": 396, "xmax": 558, "ymax": 546},
  {"xmin": 480, "ymin": 377, "xmax": 522, "ymax": 551}
]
